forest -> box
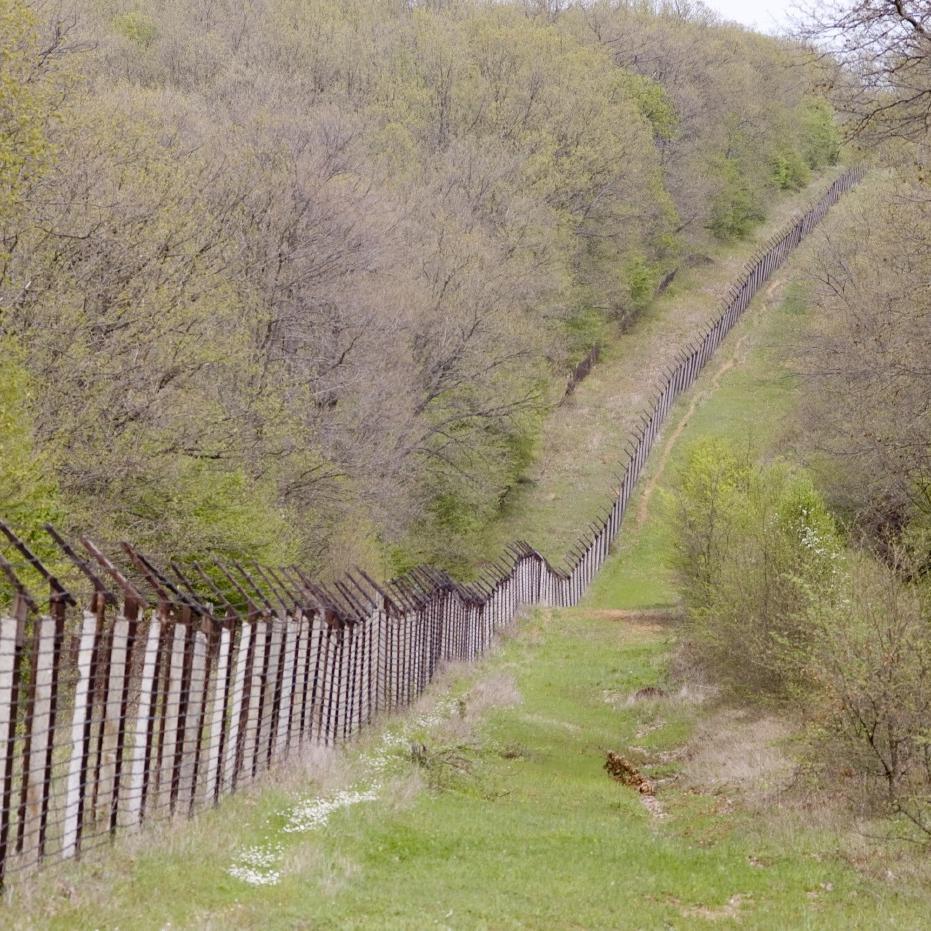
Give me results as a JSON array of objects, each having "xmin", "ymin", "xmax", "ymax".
[
  {"xmin": 0, "ymin": 0, "xmax": 841, "ymax": 577},
  {"xmin": 1, "ymin": 0, "xmax": 931, "ymax": 924}
]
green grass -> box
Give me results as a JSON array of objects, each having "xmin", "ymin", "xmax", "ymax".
[
  {"xmin": 478, "ymin": 169, "xmax": 844, "ymax": 567},
  {"xmin": 587, "ymin": 272, "xmax": 803, "ymax": 611},
  {"xmin": 7, "ymin": 175, "xmax": 930, "ymax": 928},
  {"xmin": 10, "ymin": 610, "xmax": 927, "ymax": 928}
]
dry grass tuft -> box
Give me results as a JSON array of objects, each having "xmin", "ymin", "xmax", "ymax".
[
  {"xmin": 464, "ymin": 672, "xmax": 522, "ymax": 717},
  {"xmin": 381, "ymin": 771, "xmax": 427, "ymax": 812},
  {"xmin": 681, "ymin": 892, "xmax": 752, "ymax": 921},
  {"xmin": 666, "ymin": 643, "xmax": 718, "ymax": 704},
  {"xmin": 318, "ymin": 852, "xmax": 361, "ymax": 897},
  {"xmin": 684, "ymin": 710, "xmax": 795, "ymax": 805},
  {"xmin": 271, "ymin": 741, "xmax": 351, "ymax": 795},
  {"xmin": 279, "ymin": 842, "xmax": 359, "ymax": 896}
]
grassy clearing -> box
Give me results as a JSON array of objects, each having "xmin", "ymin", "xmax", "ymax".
[
  {"xmin": 6, "ymin": 173, "xmax": 930, "ymax": 929},
  {"xmin": 9, "ymin": 611, "xmax": 928, "ymax": 928}
]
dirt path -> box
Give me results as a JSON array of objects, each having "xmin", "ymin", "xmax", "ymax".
[
  {"xmin": 580, "ymin": 608, "xmax": 680, "ymax": 622},
  {"xmin": 633, "ymin": 276, "xmax": 785, "ymax": 531}
]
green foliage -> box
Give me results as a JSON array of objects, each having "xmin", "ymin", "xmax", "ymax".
[
  {"xmin": 708, "ymin": 157, "xmax": 766, "ymax": 240},
  {"xmin": 621, "ymin": 72, "xmax": 678, "ymax": 141},
  {"xmin": 392, "ymin": 400, "xmax": 545, "ymax": 576},
  {"xmin": 0, "ymin": 0, "xmax": 51, "ymax": 231},
  {"xmin": 799, "ymin": 96, "xmax": 842, "ymax": 169},
  {"xmin": 123, "ymin": 457, "xmax": 299, "ymax": 570},
  {"xmin": 671, "ymin": 440, "xmax": 931, "ymax": 837},
  {"xmin": 563, "ymin": 306, "xmax": 608, "ymax": 363},
  {"xmin": 622, "ymin": 253, "xmax": 662, "ymax": 312},
  {"xmin": 804, "ymin": 551, "xmax": 931, "ymax": 838},
  {"xmin": 772, "ymin": 148, "xmax": 811, "ymax": 191},
  {"xmin": 428, "ymin": 489, "xmax": 487, "ymax": 540},
  {"xmin": 670, "ymin": 438, "xmax": 840, "ymax": 699},
  {"xmin": 112, "ymin": 10, "xmax": 158, "ymax": 48},
  {"xmin": 771, "ymin": 98, "xmax": 839, "ymax": 189},
  {"xmin": 0, "ymin": 340, "xmax": 65, "ymax": 603},
  {"xmin": 0, "ymin": 340, "xmax": 62, "ymax": 528},
  {"xmin": 501, "ymin": 412, "xmax": 540, "ymax": 481}
]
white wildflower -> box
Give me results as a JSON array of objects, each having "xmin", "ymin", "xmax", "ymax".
[
  {"xmin": 227, "ymin": 843, "xmax": 284, "ymax": 886},
  {"xmin": 283, "ymin": 788, "xmax": 379, "ymax": 834}
]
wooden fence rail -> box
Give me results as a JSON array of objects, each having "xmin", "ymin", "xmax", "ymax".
[{"xmin": 0, "ymin": 166, "xmax": 864, "ymax": 883}]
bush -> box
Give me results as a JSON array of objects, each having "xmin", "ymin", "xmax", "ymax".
[
  {"xmin": 116, "ymin": 457, "xmax": 300, "ymax": 572},
  {"xmin": 671, "ymin": 439, "xmax": 931, "ymax": 840},
  {"xmin": 669, "ymin": 439, "xmax": 840, "ymax": 699},
  {"xmin": 564, "ymin": 306, "xmax": 609, "ymax": 365},
  {"xmin": 623, "ymin": 253, "xmax": 662, "ymax": 312},
  {"xmin": 804, "ymin": 551, "xmax": 931, "ymax": 837},
  {"xmin": 0, "ymin": 344, "xmax": 63, "ymax": 526},
  {"xmin": 772, "ymin": 149, "xmax": 811, "ymax": 191},
  {"xmin": 708, "ymin": 159, "xmax": 766, "ymax": 240},
  {"xmin": 112, "ymin": 11, "xmax": 158, "ymax": 48},
  {"xmin": 798, "ymin": 96, "xmax": 841, "ymax": 169}
]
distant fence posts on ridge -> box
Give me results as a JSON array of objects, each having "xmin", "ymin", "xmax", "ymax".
[{"xmin": 0, "ymin": 166, "xmax": 865, "ymax": 884}]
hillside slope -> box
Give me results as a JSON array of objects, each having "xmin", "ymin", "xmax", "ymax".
[
  {"xmin": 477, "ymin": 168, "xmax": 843, "ymax": 568},
  {"xmin": 1, "ymin": 0, "xmax": 842, "ymax": 577},
  {"xmin": 7, "ymin": 167, "xmax": 928, "ymax": 931}
]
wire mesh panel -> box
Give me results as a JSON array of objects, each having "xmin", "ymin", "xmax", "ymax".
[{"xmin": 120, "ymin": 616, "xmax": 158, "ymax": 830}]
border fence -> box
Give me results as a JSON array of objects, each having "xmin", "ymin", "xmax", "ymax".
[{"xmin": 0, "ymin": 166, "xmax": 864, "ymax": 883}]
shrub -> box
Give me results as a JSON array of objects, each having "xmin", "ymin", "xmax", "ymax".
[
  {"xmin": 671, "ymin": 440, "xmax": 931, "ymax": 839},
  {"xmin": 669, "ymin": 439, "xmax": 840, "ymax": 699},
  {"xmin": 798, "ymin": 96, "xmax": 841, "ymax": 169},
  {"xmin": 772, "ymin": 149, "xmax": 811, "ymax": 191},
  {"xmin": 564, "ymin": 306, "xmax": 609, "ymax": 366},
  {"xmin": 623, "ymin": 253, "xmax": 662, "ymax": 312},
  {"xmin": 804, "ymin": 551, "xmax": 931, "ymax": 838},
  {"xmin": 708, "ymin": 159, "xmax": 766, "ymax": 240},
  {"xmin": 117, "ymin": 457, "xmax": 300, "ymax": 572},
  {"xmin": 112, "ymin": 11, "xmax": 158, "ymax": 48}
]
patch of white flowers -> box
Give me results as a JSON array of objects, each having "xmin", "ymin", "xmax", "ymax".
[
  {"xmin": 358, "ymin": 730, "xmax": 408, "ymax": 778},
  {"xmin": 283, "ymin": 787, "xmax": 380, "ymax": 834},
  {"xmin": 799, "ymin": 520, "xmax": 831, "ymax": 558},
  {"xmin": 226, "ymin": 697, "xmax": 458, "ymax": 886},
  {"xmin": 227, "ymin": 843, "xmax": 284, "ymax": 886},
  {"xmin": 796, "ymin": 509, "xmax": 843, "ymax": 580},
  {"xmin": 358, "ymin": 699, "xmax": 456, "ymax": 777}
]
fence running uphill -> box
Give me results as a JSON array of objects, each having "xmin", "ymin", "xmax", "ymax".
[{"xmin": 0, "ymin": 166, "xmax": 865, "ymax": 883}]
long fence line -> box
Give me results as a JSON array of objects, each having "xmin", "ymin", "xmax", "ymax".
[{"xmin": 0, "ymin": 166, "xmax": 864, "ymax": 883}]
